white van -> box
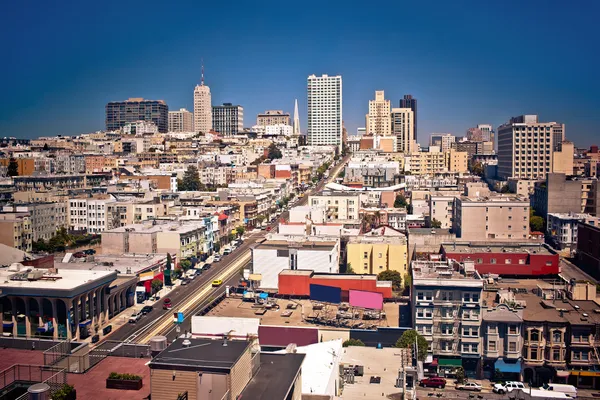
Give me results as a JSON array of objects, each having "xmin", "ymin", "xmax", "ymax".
[
  {"xmin": 185, "ymin": 269, "xmax": 196, "ymax": 280},
  {"xmin": 543, "ymin": 383, "xmax": 577, "ymax": 398}
]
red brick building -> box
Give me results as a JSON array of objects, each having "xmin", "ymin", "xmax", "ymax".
[{"xmin": 441, "ymin": 242, "xmax": 560, "ymax": 276}]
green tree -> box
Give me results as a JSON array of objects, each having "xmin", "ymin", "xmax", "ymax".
[
  {"xmin": 378, "ymin": 270, "xmax": 402, "ymax": 290},
  {"xmin": 455, "ymin": 366, "xmax": 466, "ymax": 383},
  {"xmin": 151, "ymin": 278, "xmax": 163, "ymax": 294},
  {"xmin": 344, "ymin": 263, "xmax": 355, "ymax": 274},
  {"xmin": 164, "ymin": 253, "xmax": 172, "ymax": 286},
  {"xmin": 236, "ymin": 226, "xmax": 245, "ymax": 236},
  {"xmin": 256, "ymin": 215, "xmax": 266, "ymax": 224},
  {"xmin": 179, "ymin": 259, "xmax": 192, "ymax": 271},
  {"xmin": 530, "ymin": 215, "xmax": 544, "ymax": 232},
  {"xmin": 7, "ymin": 157, "xmax": 19, "ymax": 177},
  {"xmin": 395, "ymin": 330, "xmax": 428, "ymax": 361},
  {"xmin": 394, "ymin": 194, "xmax": 408, "ymax": 208},
  {"xmin": 267, "ymin": 144, "xmax": 282, "ymax": 160},
  {"xmin": 228, "ymin": 233, "xmax": 236, "ymax": 243},
  {"xmin": 180, "ymin": 165, "xmax": 201, "ymax": 191},
  {"xmin": 431, "ymin": 218, "xmax": 442, "ymax": 229},
  {"xmin": 342, "ymin": 338, "xmax": 365, "ymax": 347},
  {"xmin": 403, "ymin": 273, "xmax": 412, "ymax": 290}
]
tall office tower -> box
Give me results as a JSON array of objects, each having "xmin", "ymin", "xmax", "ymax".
[
  {"xmin": 552, "ymin": 123, "xmax": 566, "ymax": 151},
  {"xmin": 430, "ymin": 133, "xmax": 456, "ymax": 152},
  {"xmin": 497, "ymin": 115, "xmax": 558, "ymax": 180},
  {"xmin": 293, "ymin": 99, "xmax": 301, "ymax": 135},
  {"xmin": 366, "ymin": 90, "xmax": 391, "ymax": 136},
  {"xmin": 105, "ymin": 98, "xmax": 168, "ymax": 133},
  {"xmin": 168, "ymin": 108, "xmax": 194, "ymax": 132},
  {"xmin": 391, "ymin": 108, "xmax": 414, "ymax": 153},
  {"xmin": 477, "ymin": 124, "xmax": 494, "ymax": 142},
  {"xmin": 193, "ymin": 64, "xmax": 212, "ymax": 133},
  {"xmin": 307, "ymin": 74, "xmax": 343, "ymax": 151},
  {"xmin": 256, "ymin": 110, "xmax": 290, "ymax": 126},
  {"xmin": 399, "ymin": 95, "xmax": 417, "ymax": 142},
  {"xmin": 212, "ymin": 103, "xmax": 244, "ymax": 136}
]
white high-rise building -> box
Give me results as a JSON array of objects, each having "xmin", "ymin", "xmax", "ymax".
[
  {"xmin": 293, "ymin": 99, "xmax": 301, "ymax": 135},
  {"xmin": 307, "ymin": 74, "xmax": 342, "ymax": 151},
  {"xmin": 193, "ymin": 67, "xmax": 212, "ymax": 133},
  {"xmin": 168, "ymin": 108, "xmax": 194, "ymax": 132},
  {"xmin": 391, "ymin": 107, "xmax": 414, "ymax": 153},
  {"xmin": 366, "ymin": 90, "xmax": 391, "ymax": 136}
]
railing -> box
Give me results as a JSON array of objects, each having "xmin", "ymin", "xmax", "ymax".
[
  {"xmin": 0, "ymin": 364, "xmax": 66, "ymax": 396},
  {"xmin": 43, "ymin": 340, "xmax": 72, "ymax": 367}
]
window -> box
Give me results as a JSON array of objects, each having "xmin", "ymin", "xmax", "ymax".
[
  {"xmin": 476, "ymin": 258, "xmax": 483, "ymax": 263},
  {"xmin": 490, "ymin": 258, "xmax": 496, "ymax": 264},
  {"xmin": 488, "ymin": 324, "xmax": 498, "ymax": 334},
  {"xmin": 505, "ymin": 259, "xmax": 512, "ymax": 264},
  {"xmin": 363, "ymin": 263, "xmax": 368, "ymax": 269},
  {"xmin": 489, "ymin": 341, "xmax": 497, "ymax": 351},
  {"xmin": 416, "ymin": 308, "xmax": 432, "ymax": 319},
  {"xmin": 509, "ymin": 325, "xmax": 518, "ymax": 334},
  {"xmin": 553, "ymin": 330, "xmax": 562, "ymax": 343},
  {"xmin": 519, "ymin": 259, "xmax": 526, "ymax": 265},
  {"xmin": 553, "ymin": 348, "xmax": 561, "ymax": 361},
  {"xmin": 530, "ymin": 330, "xmax": 540, "ymax": 342},
  {"xmin": 378, "ymin": 253, "xmax": 382, "ymax": 258},
  {"xmin": 530, "ymin": 347, "xmax": 538, "ymax": 360},
  {"xmin": 508, "ymin": 342, "xmax": 517, "ymax": 352},
  {"xmin": 363, "ymin": 252, "xmax": 368, "ymax": 258}
]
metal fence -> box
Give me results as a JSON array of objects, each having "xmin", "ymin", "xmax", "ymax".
[
  {"xmin": 0, "ymin": 364, "xmax": 66, "ymax": 397},
  {"xmin": 0, "ymin": 336, "xmax": 78, "ymax": 351},
  {"xmin": 43, "ymin": 340, "xmax": 72, "ymax": 367}
]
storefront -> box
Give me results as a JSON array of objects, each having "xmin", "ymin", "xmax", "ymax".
[
  {"xmin": 568, "ymin": 370, "xmax": 600, "ymax": 389},
  {"xmin": 493, "ymin": 359, "xmax": 522, "ymax": 382},
  {"xmin": 437, "ymin": 358, "xmax": 462, "ymax": 378}
]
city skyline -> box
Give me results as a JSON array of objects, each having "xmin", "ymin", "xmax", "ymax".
[{"xmin": 1, "ymin": 1, "xmax": 599, "ymax": 146}]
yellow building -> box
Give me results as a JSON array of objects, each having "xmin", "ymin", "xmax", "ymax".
[
  {"xmin": 447, "ymin": 149, "xmax": 469, "ymax": 173},
  {"xmin": 346, "ymin": 235, "xmax": 408, "ymax": 276}
]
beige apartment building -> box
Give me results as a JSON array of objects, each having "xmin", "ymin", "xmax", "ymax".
[
  {"xmin": 366, "ymin": 90, "xmax": 391, "ymax": 136},
  {"xmin": 448, "ymin": 149, "xmax": 469, "ymax": 173},
  {"xmin": 391, "ymin": 107, "xmax": 414, "ymax": 153},
  {"xmin": 256, "ymin": 110, "xmax": 290, "ymax": 126},
  {"xmin": 107, "ymin": 199, "xmax": 170, "ymax": 227},
  {"xmin": 453, "ymin": 195, "xmax": 530, "ymax": 240},
  {"xmin": 0, "ymin": 213, "xmax": 32, "ymax": 251},
  {"xmin": 168, "ymin": 108, "xmax": 194, "ymax": 132},
  {"xmin": 552, "ymin": 141, "xmax": 574, "ymax": 175},
  {"xmin": 408, "ymin": 149, "xmax": 447, "ymax": 175},
  {"xmin": 309, "ymin": 192, "xmax": 361, "ymax": 221},
  {"xmin": 429, "ymin": 194, "xmax": 458, "ymax": 229}
]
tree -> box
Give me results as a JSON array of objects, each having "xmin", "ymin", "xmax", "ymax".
[
  {"xmin": 164, "ymin": 253, "xmax": 172, "ymax": 286},
  {"xmin": 151, "ymin": 278, "xmax": 163, "ymax": 294},
  {"xmin": 342, "ymin": 338, "xmax": 365, "ymax": 347},
  {"xmin": 228, "ymin": 233, "xmax": 236, "ymax": 243},
  {"xmin": 179, "ymin": 259, "xmax": 192, "ymax": 271},
  {"xmin": 395, "ymin": 329, "xmax": 428, "ymax": 361},
  {"xmin": 256, "ymin": 215, "xmax": 266, "ymax": 224},
  {"xmin": 455, "ymin": 366, "xmax": 465, "ymax": 383},
  {"xmin": 180, "ymin": 165, "xmax": 201, "ymax": 191},
  {"xmin": 470, "ymin": 162, "xmax": 484, "ymax": 176},
  {"xmin": 236, "ymin": 226, "xmax": 245, "ymax": 236},
  {"xmin": 7, "ymin": 158, "xmax": 18, "ymax": 177},
  {"xmin": 344, "ymin": 263, "xmax": 355, "ymax": 274},
  {"xmin": 500, "ymin": 184, "xmax": 510, "ymax": 193},
  {"xmin": 530, "ymin": 215, "xmax": 544, "ymax": 232},
  {"xmin": 394, "ymin": 194, "xmax": 408, "ymax": 208},
  {"xmin": 403, "ymin": 273, "xmax": 412, "ymax": 290},
  {"xmin": 378, "ymin": 270, "xmax": 402, "ymax": 290},
  {"xmin": 431, "ymin": 218, "xmax": 442, "ymax": 229},
  {"xmin": 267, "ymin": 144, "xmax": 282, "ymax": 160}
]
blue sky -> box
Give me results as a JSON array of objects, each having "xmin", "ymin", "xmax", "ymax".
[{"xmin": 1, "ymin": 0, "xmax": 598, "ymax": 146}]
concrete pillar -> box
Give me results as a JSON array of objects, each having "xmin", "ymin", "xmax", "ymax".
[
  {"xmin": 24, "ymin": 297, "xmax": 31, "ymax": 338},
  {"xmin": 50, "ymin": 299, "xmax": 58, "ymax": 340},
  {"xmin": 64, "ymin": 299, "xmax": 73, "ymax": 341},
  {"xmin": 36, "ymin": 298, "xmax": 43, "ymax": 328},
  {"xmin": 103, "ymin": 286, "xmax": 109, "ymax": 324},
  {"xmin": 73, "ymin": 297, "xmax": 80, "ymax": 341},
  {"xmin": 88, "ymin": 292, "xmax": 95, "ymax": 326},
  {"xmin": 94, "ymin": 289, "xmax": 102, "ymax": 327},
  {"xmin": 10, "ymin": 297, "xmax": 18, "ymax": 337}
]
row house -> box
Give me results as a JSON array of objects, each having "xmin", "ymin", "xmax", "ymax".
[
  {"xmin": 13, "ymin": 174, "xmax": 111, "ymax": 192},
  {"xmin": 2, "ymin": 202, "xmax": 67, "ymax": 241},
  {"xmin": 55, "ymin": 154, "xmax": 86, "ymax": 174},
  {"xmin": 412, "ymin": 259, "xmax": 484, "ymax": 378}
]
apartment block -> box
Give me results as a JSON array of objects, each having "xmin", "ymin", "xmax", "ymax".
[
  {"xmin": 366, "ymin": 90, "xmax": 391, "ymax": 136},
  {"xmin": 429, "ymin": 194, "xmax": 456, "ymax": 229},
  {"xmin": 193, "ymin": 83, "xmax": 212, "ymax": 133},
  {"xmin": 547, "ymin": 212, "xmax": 600, "ymax": 251},
  {"xmin": 448, "ymin": 149, "xmax": 468, "ymax": 173},
  {"xmin": 2, "ymin": 202, "xmax": 67, "ymax": 241},
  {"xmin": 256, "ymin": 110, "xmax": 290, "ymax": 126},
  {"xmin": 453, "ymin": 195, "xmax": 530, "ymax": 241},
  {"xmin": 212, "ymin": 103, "xmax": 244, "ymax": 136},
  {"xmin": 168, "ymin": 108, "xmax": 194, "ymax": 132},
  {"xmin": 68, "ymin": 196, "xmax": 116, "ymax": 234},
  {"xmin": 105, "ymin": 98, "xmax": 168, "ymax": 133},
  {"xmin": 577, "ymin": 222, "xmax": 600, "ymax": 275},
  {"xmin": 430, "ymin": 134, "xmax": 456, "ymax": 152},
  {"xmin": 391, "ymin": 107, "xmax": 414, "ymax": 153},
  {"xmin": 533, "ymin": 173, "xmax": 600, "ymax": 219},
  {"xmin": 308, "ymin": 192, "xmax": 360, "ymax": 221},
  {"xmin": 346, "ymin": 235, "xmax": 408, "ymax": 276},
  {"xmin": 412, "ymin": 260, "xmax": 484, "ymax": 377},
  {"xmin": 0, "ymin": 213, "xmax": 32, "ymax": 251},
  {"xmin": 307, "ymin": 74, "xmax": 343, "ymax": 151}
]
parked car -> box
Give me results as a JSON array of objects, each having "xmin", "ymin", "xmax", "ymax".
[
  {"xmin": 202, "ymin": 263, "xmax": 211, "ymax": 271},
  {"xmin": 181, "ymin": 278, "xmax": 190, "ymax": 286},
  {"xmin": 419, "ymin": 377, "xmax": 446, "ymax": 389},
  {"xmin": 140, "ymin": 306, "xmax": 153, "ymax": 315},
  {"xmin": 493, "ymin": 381, "xmax": 525, "ymax": 394},
  {"xmin": 456, "ymin": 382, "xmax": 482, "ymax": 391},
  {"xmin": 73, "ymin": 252, "xmax": 86, "ymax": 258},
  {"xmin": 223, "ymin": 248, "xmax": 232, "ymax": 255},
  {"xmin": 212, "ymin": 279, "xmax": 223, "ymax": 287},
  {"xmin": 162, "ymin": 298, "xmax": 172, "ymax": 310},
  {"xmin": 213, "ymin": 254, "xmax": 222, "ymax": 262},
  {"xmin": 83, "ymin": 249, "xmax": 96, "ymax": 255},
  {"xmin": 128, "ymin": 312, "xmax": 142, "ymax": 323}
]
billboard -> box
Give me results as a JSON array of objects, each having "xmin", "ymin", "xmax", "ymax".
[
  {"xmin": 349, "ymin": 290, "xmax": 384, "ymax": 310},
  {"xmin": 310, "ymin": 284, "xmax": 341, "ymax": 304}
]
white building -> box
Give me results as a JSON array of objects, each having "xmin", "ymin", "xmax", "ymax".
[
  {"xmin": 307, "ymin": 74, "xmax": 343, "ymax": 151},
  {"xmin": 252, "ymin": 238, "xmax": 340, "ymax": 289},
  {"xmin": 121, "ymin": 120, "xmax": 158, "ymax": 135},
  {"xmin": 193, "ymin": 82, "xmax": 212, "ymax": 133},
  {"xmin": 367, "ymin": 90, "xmax": 391, "ymax": 136},
  {"xmin": 391, "ymin": 107, "xmax": 414, "ymax": 153},
  {"xmin": 430, "ymin": 133, "xmax": 456, "ymax": 152},
  {"xmin": 265, "ymin": 124, "xmax": 294, "ymax": 136},
  {"xmin": 308, "ymin": 192, "xmax": 361, "ymax": 221},
  {"xmin": 429, "ymin": 194, "xmax": 458, "ymax": 229},
  {"xmin": 168, "ymin": 108, "xmax": 194, "ymax": 132},
  {"xmin": 68, "ymin": 196, "xmax": 116, "ymax": 234},
  {"xmin": 547, "ymin": 212, "xmax": 600, "ymax": 250},
  {"xmin": 212, "ymin": 103, "xmax": 243, "ymax": 136}
]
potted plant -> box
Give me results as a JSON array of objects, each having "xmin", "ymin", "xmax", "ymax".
[
  {"xmin": 106, "ymin": 372, "xmax": 143, "ymax": 390},
  {"xmin": 52, "ymin": 384, "xmax": 76, "ymax": 400}
]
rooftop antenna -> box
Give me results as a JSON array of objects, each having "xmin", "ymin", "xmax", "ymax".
[{"xmin": 201, "ymin": 59, "xmax": 205, "ymax": 86}]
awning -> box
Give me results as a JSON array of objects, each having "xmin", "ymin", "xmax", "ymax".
[
  {"xmin": 438, "ymin": 358, "xmax": 462, "ymax": 367},
  {"xmin": 429, "ymin": 358, "xmax": 438, "ymax": 367},
  {"xmin": 495, "ymin": 359, "xmax": 521, "ymax": 373},
  {"xmin": 556, "ymin": 370, "xmax": 570, "ymax": 378},
  {"xmin": 79, "ymin": 320, "xmax": 92, "ymax": 328}
]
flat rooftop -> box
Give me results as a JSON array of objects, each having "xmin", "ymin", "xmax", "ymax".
[
  {"xmin": 442, "ymin": 242, "xmax": 553, "ymax": 255},
  {"xmin": 206, "ymin": 298, "xmax": 399, "ymax": 329},
  {"xmin": 517, "ymin": 292, "xmax": 600, "ymax": 325},
  {"xmin": 408, "ymin": 228, "xmax": 453, "ymax": 236},
  {"xmin": 0, "ymin": 267, "xmax": 116, "ymax": 291},
  {"xmin": 348, "ymin": 235, "xmax": 407, "ymax": 244},
  {"xmin": 458, "ymin": 194, "xmax": 528, "ymax": 203},
  {"xmin": 239, "ymin": 353, "xmax": 305, "ymax": 400},
  {"xmin": 412, "ymin": 260, "xmax": 482, "ymax": 283},
  {"xmin": 106, "ymin": 220, "xmax": 204, "ymax": 234},
  {"xmin": 55, "ymin": 253, "xmax": 166, "ymax": 274},
  {"xmin": 149, "ymin": 338, "xmax": 250, "ymax": 372},
  {"xmin": 255, "ymin": 240, "xmax": 336, "ymax": 251}
]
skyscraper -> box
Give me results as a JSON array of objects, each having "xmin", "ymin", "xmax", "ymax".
[
  {"xmin": 212, "ymin": 103, "xmax": 243, "ymax": 136},
  {"xmin": 366, "ymin": 90, "xmax": 391, "ymax": 136},
  {"xmin": 391, "ymin": 108, "xmax": 414, "ymax": 153},
  {"xmin": 293, "ymin": 99, "xmax": 301, "ymax": 135},
  {"xmin": 193, "ymin": 64, "xmax": 212, "ymax": 133},
  {"xmin": 307, "ymin": 74, "xmax": 343, "ymax": 151},
  {"xmin": 168, "ymin": 108, "xmax": 194, "ymax": 132},
  {"xmin": 497, "ymin": 115, "xmax": 558, "ymax": 180},
  {"xmin": 399, "ymin": 95, "xmax": 417, "ymax": 142},
  {"xmin": 430, "ymin": 133, "xmax": 456, "ymax": 152},
  {"xmin": 105, "ymin": 98, "xmax": 168, "ymax": 133}
]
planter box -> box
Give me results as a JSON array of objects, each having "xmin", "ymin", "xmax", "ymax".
[{"xmin": 106, "ymin": 378, "xmax": 143, "ymax": 390}]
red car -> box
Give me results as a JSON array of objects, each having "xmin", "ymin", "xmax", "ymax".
[
  {"xmin": 162, "ymin": 298, "xmax": 172, "ymax": 310},
  {"xmin": 419, "ymin": 377, "xmax": 446, "ymax": 389}
]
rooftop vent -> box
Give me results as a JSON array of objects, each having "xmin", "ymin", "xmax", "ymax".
[{"xmin": 182, "ymin": 339, "xmax": 191, "ymax": 348}]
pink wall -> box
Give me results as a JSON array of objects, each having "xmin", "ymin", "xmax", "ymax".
[{"xmin": 349, "ymin": 290, "xmax": 383, "ymax": 310}]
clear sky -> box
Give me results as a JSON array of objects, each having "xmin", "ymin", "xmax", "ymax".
[{"xmin": 1, "ymin": 0, "xmax": 598, "ymax": 147}]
